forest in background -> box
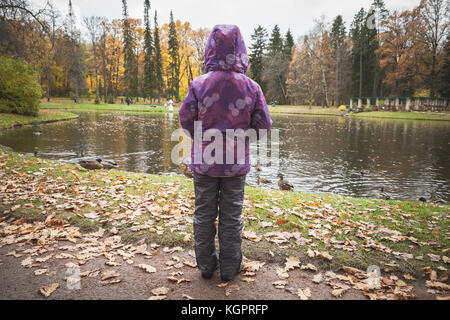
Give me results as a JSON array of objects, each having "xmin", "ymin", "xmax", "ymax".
[{"xmin": 0, "ymin": 0, "xmax": 449, "ymax": 106}]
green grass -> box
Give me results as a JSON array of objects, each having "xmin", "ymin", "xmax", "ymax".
[
  {"xmin": 269, "ymin": 105, "xmax": 341, "ymax": 116},
  {"xmin": 350, "ymin": 111, "xmax": 450, "ymax": 121},
  {"xmin": 41, "ymin": 101, "xmax": 174, "ymax": 113},
  {"xmin": 0, "ymin": 109, "xmax": 79, "ymax": 130},
  {"xmin": 269, "ymin": 105, "xmax": 450, "ymax": 121},
  {"xmin": 1, "ymin": 150, "xmax": 448, "ymax": 276}
]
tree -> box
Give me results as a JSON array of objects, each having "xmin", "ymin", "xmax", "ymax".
[
  {"xmin": 283, "ymin": 29, "xmax": 295, "ymax": 59},
  {"xmin": 167, "ymin": 10, "xmax": 180, "ymax": 101},
  {"xmin": 350, "ymin": 8, "xmax": 377, "ymax": 98},
  {"xmin": 249, "ymin": 26, "xmax": 267, "ymax": 91},
  {"xmin": 0, "ymin": 55, "xmax": 42, "ymax": 116},
  {"xmin": 143, "ymin": 0, "xmax": 155, "ymax": 101},
  {"xmin": 268, "ymin": 24, "xmax": 283, "ymax": 55},
  {"xmin": 419, "ymin": 0, "xmax": 449, "ymax": 96},
  {"xmin": 99, "ymin": 18, "xmax": 110, "ymax": 103},
  {"xmin": 331, "ymin": 15, "xmax": 346, "ymax": 105},
  {"xmin": 369, "ymin": 0, "xmax": 389, "ymax": 96},
  {"xmin": 122, "ymin": 0, "xmax": 138, "ymax": 99},
  {"xmin": 263, "ymin": 25, "xmax": 289, "ymax": 104},
  {"xmin": 153, "ymin": 10, "xmax": 163, "ymax": 103},
  {"xmin": 84, "ymin": 16, "xmax": 102, "ymax": 102},
  {"xmin": 191, "ymin": 27, "xmax": 209, "ymax": 75},
  {"xmin": 304, "ymin": 18, "xmax": 333, "ymax": 107},
  {"xmin": 287, "ymin": 38, "xmax": 321, "ymax": 108},
  {"xmin": 439, "ymin": 35, "xmax": 450, "ymax": 97},
  {"xmin": 65, "ymin": 0, "xmax": 84, "ymax": 99}
]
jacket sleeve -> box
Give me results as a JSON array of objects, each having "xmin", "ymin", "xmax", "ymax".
[
  {"xmin": 251, "ymin": 85, "xmax": 272, "ymax": 139},
  {"xmin": 179, "ymin": 84, "xmax": 198, "ymax": 137}
]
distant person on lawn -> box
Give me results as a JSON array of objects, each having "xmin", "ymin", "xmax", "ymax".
[{"xmin": 179, "ymin": 25, "xmax": 272, "ymax": 282}]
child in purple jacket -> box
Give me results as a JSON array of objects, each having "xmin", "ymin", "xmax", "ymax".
[{"xmin": 179, "ymin": 25, "xmax": 272, "ymax": 282}]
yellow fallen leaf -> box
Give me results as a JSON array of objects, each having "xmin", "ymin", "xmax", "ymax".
[
  {"xmin": 332, "ymin": 288, "xmax": 348, "ymax": 298},
  {"xmin": 426, "ymin": 281, "xmax": 450, "ymax": 291},
  {"xmin": 34, "ymin": 269, "xmax": 48, "ymax": 276},
  {"xmin": 403, "ymin": 274, "xmax": 416, "ymax": 281},
  {"xmin": 39, "ymin": 283, "xmax": 59, "ymax": 298}
]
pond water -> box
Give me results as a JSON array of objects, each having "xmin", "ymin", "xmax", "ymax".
[{"xmin": 1, "ymin": 111, "xmax": 449, "ymax": 201}]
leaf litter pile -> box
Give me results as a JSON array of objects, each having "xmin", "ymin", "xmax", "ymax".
[{"xmin": 0, "ymin": 150, "xmax": 449, "ymax": 300}]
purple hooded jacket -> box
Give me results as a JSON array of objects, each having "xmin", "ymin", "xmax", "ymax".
[{"xmin": 179, "ymin": 25, "xmax": 272, "ymax": 177}]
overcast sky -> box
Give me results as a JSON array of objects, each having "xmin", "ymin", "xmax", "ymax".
[{"xmin": 29, "ymin": 0, "xmax": 420, "ymax": 44}]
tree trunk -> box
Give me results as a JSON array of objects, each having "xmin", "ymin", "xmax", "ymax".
[{"xmin": 359, "ymin": 51, "xmax": 363, "ymax": 98}]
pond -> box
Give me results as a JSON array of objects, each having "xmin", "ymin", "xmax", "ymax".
[{"xmin": 1, "ymin": 111, "xmax": 449, "ymax": 201}]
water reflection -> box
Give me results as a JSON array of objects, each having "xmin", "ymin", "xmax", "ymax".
[{"xmin": 0, "ymin": 111, "xmax": 448, "ymax": 201}]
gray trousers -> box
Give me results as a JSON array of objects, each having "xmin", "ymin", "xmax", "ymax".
[{"xmin": 193, "ymin": 172, "xmax": 246, "ymax": 278}]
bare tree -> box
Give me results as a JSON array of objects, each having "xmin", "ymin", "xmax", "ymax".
[
  {"xmin": 304, "ymin": 18, "xmax": 332, "ymax": 107},
  {"xmin": 419, "ymin": 0, "xmax": 449, "ymax": 96},
  {"xmin": 83, "ymin": 16, "xmax": 103, "ymax": 101}
]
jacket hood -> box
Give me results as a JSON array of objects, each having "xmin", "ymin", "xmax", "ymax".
[{"xmin": 204, "ymin": 25, "xmax": 249, "ymax": 74}]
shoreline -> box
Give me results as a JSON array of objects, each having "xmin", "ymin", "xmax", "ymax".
[
  {"xmin": 1, "ymin": 150, "xmax": 448, "ymax": 277},
  {"xmin": 0, "ymin": 110, "xmax": 79, "ymax": 131}
]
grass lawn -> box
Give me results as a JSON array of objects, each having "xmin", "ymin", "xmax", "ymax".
[
  {"xmin": 0, "ymin": 109, "xmax": 79, "ymax": 131},
  {"xmin": 269, "ymin": 105, "xmax": 341, "ymax": 116},
  {"xmin": 35, "ymin": 100, "xmax": 450, "ymax": 122},
  {"xmin": 41, "ymin": 101, "xmax": 173, "ymax": 113},
  {"xmin": 1, "ymin": 150, "xmax": 448, "ymax": 276},
  {"xmin": 350, "ymin": 111, "xmax": 450, "ymax": 121}
]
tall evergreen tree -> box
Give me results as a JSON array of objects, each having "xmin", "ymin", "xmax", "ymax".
[
  {"xmin": 283, "ymin": 29, "xmax": 295, "ymax": 59},
  {"xmin": 350, "ymin": 8, "xmax": 377, "ymax": 98},
  {"xmin": 369, "ymin": 0, "xmax": 389, "ymax": 96},
  {"xmin": 153, "ymin": 10, "xmax": 164, "ymax": 103},
  {"xmin": 143, "ymin": 0, "xmax": 155, "ymax": 101},
  {"xmin": 331, "ymin": 15, "xmax": 346, "ymax": 105},
  {"xmin": 167, "ymin": 11, "xmax": 180, "ymax": 101},
  {"xmin": 122, "ymin": 0, "xmax": 138, "ymax": 99},
  {"xmin": 264, "ymin": 25, "xmax": 288, "ymax": 104},
  {"xmin": 268, "ymin": 25, "xmax": 283, "ymax": 56},
  {"xmin": 249, "ymin": 26, "xmax": 268, "ymax": 92}
]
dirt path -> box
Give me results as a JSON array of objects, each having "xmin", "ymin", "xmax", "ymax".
[{"xmin": 0, "ymin": 239, "xmax": 437, "ymax": 300}]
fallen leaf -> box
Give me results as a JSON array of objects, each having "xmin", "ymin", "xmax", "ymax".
[
  {"xmin": 284, "ymin": 256, "xmax": 301, "ymax": 271},
  {"xmin": 332, "ymin": 288, "xmax": 348, "ymax": 298},
  {"xmin": 34, "ymin": 268, "xmax": 49, "ymax": 276},
  {"xmin": 297, "ymin": 287, "xmax": 311, "ymax": 300},
  {"xmin": 151, "ymin": 287, "xmax": 169, "ymax": 296},
  {"xmin": 225, "ymin": 284, "xmax": 240, "ymax": 297},
  {"xmin": 101, "ymin": 270, "xmax": 120, "ymax": 281},
  {"xmin": 312, "ymin": 273, "xmax": 323, "ymax": 284},
  {"xmin": 39, "ymin": 283, "xmax": 59, "ymax": 298},
  {"xmin": 319, "ymin": 251, "xmax": 333, "ymax": 261},
  {"xmin": 137, "ymin": 264, "xmax": 157, "ymax": 273}
]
